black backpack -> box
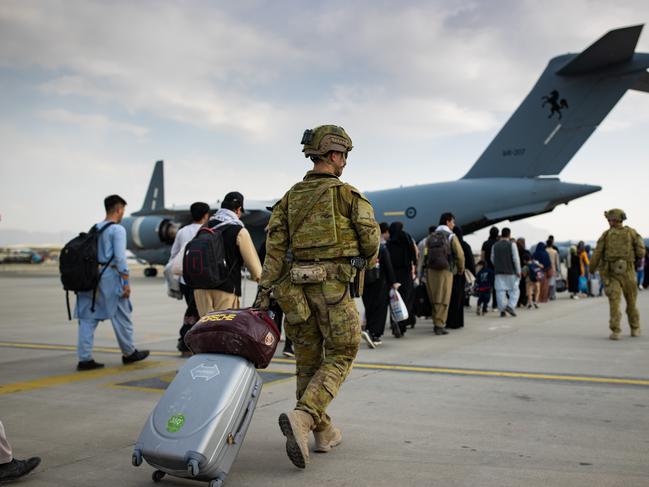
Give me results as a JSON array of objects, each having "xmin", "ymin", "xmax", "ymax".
[
  {"xmin": 426, "ymin": 231, "xmax": 452, "ymax": 270},
  {"xmin": 182, "ymin": 225, "xmax": 232, "ymax": 289},
  {"xmin": 60, "ymin": 222, "xmax": 115, "ymax": 319}
]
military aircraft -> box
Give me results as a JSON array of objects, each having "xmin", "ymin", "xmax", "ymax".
[{"xmin": 122, "ymin": 25, "xmax": 649, "ymax": 276}]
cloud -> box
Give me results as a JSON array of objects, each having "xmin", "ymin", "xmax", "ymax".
[
  {"xmin": 1, "ymin": 0, "xmax": 649, "ymax": 240},
  {"xmin": 38, "ymin": 108, "xmax": 150, "ymax": 138}
]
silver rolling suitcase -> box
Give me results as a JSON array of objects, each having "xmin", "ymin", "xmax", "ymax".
[{"xmin": 132, "ymin": 353, "xmax": 262, "ymax": 487}]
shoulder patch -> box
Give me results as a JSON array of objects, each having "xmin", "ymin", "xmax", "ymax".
[{"xmin": 345, "ymin": 183, "xmax": 370, "ymax": 202}]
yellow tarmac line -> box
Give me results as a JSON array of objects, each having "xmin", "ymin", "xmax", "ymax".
[
  {"xmin": 0, "ymin": 360, "xmax": 175, "ymax": 396},
  {"xmin": 350, "ymin": 363, "xmax": 649, "ymax": 386},
  {"xmin": 249, "ymin": 358, "xmax": 649, "ymax": 386},
  {"xmin": 2, "ymin": 342, "xmax": 649, "ymax": 387},
  {"xmin": 0, "ymin": 341, "xmax": 179, "ymax": 357}
]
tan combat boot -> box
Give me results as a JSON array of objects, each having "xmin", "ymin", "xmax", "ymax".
[
  {"xmin": 314, "ymin": 425, "xmax": 342, "ymax": 453},
  {"xmin": 631, "ymin": 328, "xmax": 641, "ymax": 337},
  {"xmin": 278, "ymin": 410, "xmax": 314, "ymax": 468},
  {"xmin": 609, "ymin": 332, "xmax": 620, "ymax": 340}
]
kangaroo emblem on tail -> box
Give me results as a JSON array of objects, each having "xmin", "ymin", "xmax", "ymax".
[{"xmin": 542, "ymin": 90, "xmax": 569, "ymax": 119}]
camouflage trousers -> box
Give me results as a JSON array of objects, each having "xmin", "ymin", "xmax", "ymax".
[
  {"xmin": 603, "ymin": 270, "xmax": 640, "ymax": 333},
  {"xmin": 283, "ymin": 279, "xmax": 360, "ymax": 432}
]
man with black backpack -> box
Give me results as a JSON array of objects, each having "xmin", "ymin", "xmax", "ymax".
[
  {"xmin": 71, "ymin": 195, "xmax": 149, "ymax": 370},
  {"xmin": 189, "ymin": 192, "xmax": 262, "ymax": 317},
  {"xmin": 424, "ymin": 212, "xmax": 465, "ymax": 335}
]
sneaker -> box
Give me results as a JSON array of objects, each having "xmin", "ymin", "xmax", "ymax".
[
  {"xmin": 122, "ymin": 349, "xmax": 150, "ymax": 365},
  {"xmin": 361, "ymin": 330, "xmax": 376, "ymax": 349},
  {"xmin": 433, "ymin": 326, "xmax": 448, "ymax": 336},
  {"xmin": 372, "ymin": 336, "xmax": 382, "ymax": 345},
  {"xmin": 533, "ymin": 303, "xmax": 539, "ymax": 309},
  {"xmin": 609, "ymin": 332, "xmax": 620, "ymax": 341},
  {"xmin": 500, "ymin": 311, "xmax": 507, "ymax": 318},
  {"xmin": 631, "ymin": 328, "xmax": 641, "ymax": 337},
  {"xmin": 505, "ymin": 306, "xmax": 517, "ymax": 317},
  {"xmin": 0, "ymin": 457, "xmax": 41, "ymax": 482},
  {"xmin": 527, "ymin": 304, "xmax": 532, "ymax": 309},
  {"xmin": 77, "ymin": 359, "xmax": 104, "ymax": 371},
  {"xmin": 282, "ymin": 349, "xmax": 295, "ymax": 358}
]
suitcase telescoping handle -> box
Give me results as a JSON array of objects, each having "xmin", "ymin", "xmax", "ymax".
[
  {"xmin": 230, "ymin": 379, "xmax": 261, "ymax": 445},
  {"xmin": 231, "ymin": 400, "xmax": 253, "ymax": 445}
]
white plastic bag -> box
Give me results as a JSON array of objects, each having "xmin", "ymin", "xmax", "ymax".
[
  {"xmin": 171, "ymin": 243, "xmax": 187, "ymax": 276},
  {"xmin": 389, "ymin": 288, "xmax": 409, "ymax": 322},
  {"xmin": 163, "ymin": 261, "xmax": 183, "ymax": 300}
]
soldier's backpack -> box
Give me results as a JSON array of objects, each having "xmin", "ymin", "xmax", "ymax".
[
  {"xmin": 604, "ymin": 227, "xmax": 634, "ymax": 261},
  {"xmin": 426, "ymin": 231, "xmax": 451, "ymax": 270},
  {"xmin": 182, "ymin": 225, "xmax": 231, "ymax": 289},
  {"xmin": 59, "ymin": 222, "xmax": 115, "ymax": 320}
]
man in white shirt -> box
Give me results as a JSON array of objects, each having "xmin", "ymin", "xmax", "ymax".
[{"xmin": 168, "ymin": 202, "xmax": 210, "ymax": 354}]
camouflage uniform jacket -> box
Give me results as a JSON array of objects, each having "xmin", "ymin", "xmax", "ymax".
[
  {"xmin": 590, "ymin": 225, "xmax": 645, "ymax": 275},
  {"xmin": 260, "ymin": 171, "xmax": 380, "ymax": 288}
]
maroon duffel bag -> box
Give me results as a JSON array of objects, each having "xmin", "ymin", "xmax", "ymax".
[{"xmin": 184, "ymin": 308, "xmax": 280, "ymax": 368}]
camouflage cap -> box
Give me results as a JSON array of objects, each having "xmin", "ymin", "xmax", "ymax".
[
  {"xmin": 604, "ymin": 208, "xmax": 626, "ymax": 221},
  {"xmin": 301, "ymin": 125, "xmax": 353, "ymax": 158}
]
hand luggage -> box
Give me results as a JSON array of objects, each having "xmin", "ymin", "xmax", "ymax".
[
  {"xmin": 184, "ymin": 308, "xmax": 280, "ymax": 369},
  {"xmin": 132, "ymin": 353, "xmax": 262, "ymax": 487},
  {"xmin": 389, "ymin": 288, "xmax": 409, "ymax": 322},
  {"xmin": 589, "ymin": 277, "xmax": 601, "ymax": 296}
]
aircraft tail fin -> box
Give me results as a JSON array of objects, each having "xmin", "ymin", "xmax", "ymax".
[
  {"xmin": 463, "ymin": 25, "xmax": 648, "ymax": 179},
  {"xmin": 140, "ymin": 160, "xmax": 165, "ymax": 212}
]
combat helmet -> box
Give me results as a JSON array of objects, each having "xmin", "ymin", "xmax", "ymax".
[
  {"xmin": 301, "ymin": 125, "xmax": 353, "ymax": 158},
  {"xmin": 604, "ymin": 208, "xmax": 627, "ymax": 221}
]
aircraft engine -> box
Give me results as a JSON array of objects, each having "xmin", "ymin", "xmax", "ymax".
[{"xmin": 122, "ymin": 216, "xmax": 179, "ymax": 250}]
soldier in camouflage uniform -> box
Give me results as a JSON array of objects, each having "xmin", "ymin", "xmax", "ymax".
[
  {"xmin": 255, "ymin": 125, "xmax": 380, "ymax": 468},
  {"xmin": 589, "ymin": 209, "xmax": 645, "ymax": 340}
]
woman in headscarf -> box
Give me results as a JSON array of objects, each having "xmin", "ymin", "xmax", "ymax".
[
  {"xmin": 567, "ymin": 245, "xmax": 580, "ymax": 298},
  {"xmin": 447, "ymin": 226, "xmax": 474, "ymax": 328},
  {"xmin": 516, "ymin": 238, "xmax": 531, "ymax": 307},
  {"xmin": 386, "ymin": 222, "xmax": 417, "ymax": 336},
  {"xmin": 533, "ymin": 242, "xmax": 551, "ymax": 302}
]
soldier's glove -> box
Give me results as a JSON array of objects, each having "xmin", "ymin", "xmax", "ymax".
[{"xmin": 254, "ymin": 286, "xmax": 271, "ymax": 311}]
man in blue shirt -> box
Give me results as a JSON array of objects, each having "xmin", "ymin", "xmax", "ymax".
[{"xmin": 75, "ymin": 195, "xmax": 149, "ymax": 371}]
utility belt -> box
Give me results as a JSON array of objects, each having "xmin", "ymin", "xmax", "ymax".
[
  {"xmin": 289, "ymin": 260, "xmax": 356, "ymax": 284},
  {"xmin": 289, "ymin": 257, "xmax": 366, "ymax": 296},
  {"xmin": 275, "ymin": 257, "xmax": 366, "ymax": 324},
  {"xmin": 605, "ymin": 259, "xmax": 632, "ymax": 275}
]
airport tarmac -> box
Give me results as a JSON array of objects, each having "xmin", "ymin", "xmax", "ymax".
[{"xmin": 1, "ymin": 271, "xmax": 648, "ymax": 487}]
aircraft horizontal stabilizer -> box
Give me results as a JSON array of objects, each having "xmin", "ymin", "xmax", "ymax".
[
  {"xmin": 557, "ymin": 25, "xmax": 643, "ymax": 75},
  {"xmin": 632, "ymin": 71, "xmax": 649, "ymax": 93}
]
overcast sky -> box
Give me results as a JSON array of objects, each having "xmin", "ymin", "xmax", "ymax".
[{"xmin": 1, "ymin": 0, "xmax": 648, "ymax": 246}]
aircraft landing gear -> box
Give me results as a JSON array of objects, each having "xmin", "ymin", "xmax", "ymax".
[{"xmin": 144, "ymin": 267, "xmax": 158, "ymax": 278}]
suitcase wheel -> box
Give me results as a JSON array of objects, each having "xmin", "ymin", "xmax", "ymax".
[
  {"xmin": 152, "ymin": 470, "xmax": 166, "ymax": 483},
  {"xmin": 187, "ymin": 459, "xmax": 200, "ymax": 477},
  {"xmin": 132, "ymin": 450, "xmax": 142, "ymax": 467}
]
